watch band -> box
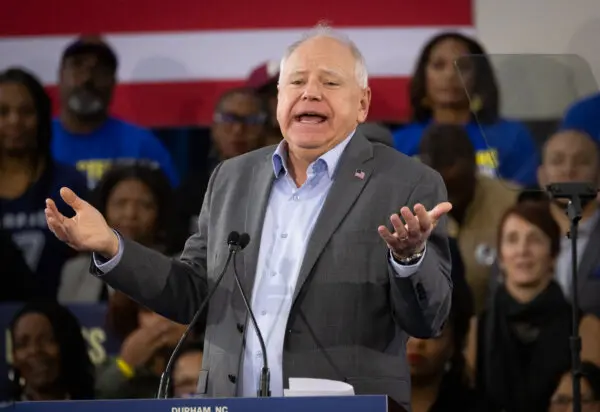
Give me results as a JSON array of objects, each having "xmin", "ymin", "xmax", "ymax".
[{"xmin": 394, "ymin": 250, "xmax": 424, "ymax": 265}]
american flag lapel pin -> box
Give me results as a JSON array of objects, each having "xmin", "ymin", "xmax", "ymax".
[{"xmin": 354, "ymin": 169, "xmax": 365, "ymax": 180}]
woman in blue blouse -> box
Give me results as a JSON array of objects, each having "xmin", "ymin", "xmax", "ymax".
[{"xmin": 393, "ymin": 32, "xmax": 538, "ymax": 187}]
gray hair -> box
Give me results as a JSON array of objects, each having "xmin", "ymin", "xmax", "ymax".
[{"xmin": 278, "ymin": 23, "xmax": 369, "ymax": 89}]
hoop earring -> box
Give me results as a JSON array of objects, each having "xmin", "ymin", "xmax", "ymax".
[
  {"xmin": 444, "ymin": 361, "xmax": 452, "ymax": 373},
  {"xmin": 8, "ymin": 367, "xmax": 25, "ymax": 400},
  {"xmin": 8, "ymin": 367, "xmax": 24, "ymax": 385}
]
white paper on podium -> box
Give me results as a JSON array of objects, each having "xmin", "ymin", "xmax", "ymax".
[{"xmin": 283, "ymin": 378, "xmax": 355, "ymax": 397}]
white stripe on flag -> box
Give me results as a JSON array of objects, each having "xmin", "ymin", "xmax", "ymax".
[{"xmin": 0, "ymin": 27, "xmax": 475, "ymax": 85}]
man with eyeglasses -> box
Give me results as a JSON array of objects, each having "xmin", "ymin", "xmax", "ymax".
[
  {"xmin": 549, "ymin": 362, "xmax": 600, "ymax": 412},
  {"xmin": 211, "ymin": 87, "xmax": 268, "ymax": 160}
]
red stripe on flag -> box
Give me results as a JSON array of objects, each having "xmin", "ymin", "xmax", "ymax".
[
  {"xmin": 2, "ymin": 0, "xmax": 472, "ymax": 36},
  {"xmin": 45, "ymin": 78, "xmax": 412, "ymax": 127}
]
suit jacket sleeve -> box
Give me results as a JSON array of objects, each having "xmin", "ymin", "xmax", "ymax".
[
  {"xmin": 90, "ymin": 163, "xmax": 223, "ymax": 325},
  {"xmin": 387, "ymin": 169, "xmax": 452, "ymax": 339}
]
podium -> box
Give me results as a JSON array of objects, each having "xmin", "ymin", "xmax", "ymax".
[{"xmin": 8, "ymin": 395, "xmax": 406, "ymax": 412}]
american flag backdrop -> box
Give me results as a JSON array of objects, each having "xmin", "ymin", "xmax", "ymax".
[{"xmin": 0, "ymin": 0, "xmax": 474, "ymax": 127}]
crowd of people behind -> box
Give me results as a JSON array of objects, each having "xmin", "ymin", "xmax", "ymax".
[{"xmin": 1, "ymin": 29, "xmax": 600, "ymax": 412}]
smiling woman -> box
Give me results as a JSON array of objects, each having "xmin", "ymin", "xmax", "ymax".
[
  {"xmin": 466, "ymin": 201, "xmax": 600, "ymax": 412},
  {"xmin": 9, "ymin": 301, "xmax": 95, "ymax": 401}
]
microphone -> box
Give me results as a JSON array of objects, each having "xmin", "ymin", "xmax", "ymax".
[
  {"xmin": 156, "ymin": 231, "xmax": 244, "ymax": 399},
  {"xmin": 231, "ymin": 233, "xmax": 271, "ymax": 397},
  {"xmin": 238, "ymin": 232, "xmax": 251, "ymax": 250}
]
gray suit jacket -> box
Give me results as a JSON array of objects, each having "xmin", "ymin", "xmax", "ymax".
[
  {"xmin": 574, "ymin": 213, "xmax": 600, "ymax": 317},
  {"xmin": 94, "ymin": 131, "xmax": 452, "ymax": 409}
]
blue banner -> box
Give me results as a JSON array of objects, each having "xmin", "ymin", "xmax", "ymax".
[
  {"xmin": 0, "ymin": 303, "xmax": 120, "ymax": 400},
  {"xmin": 3, "ymin": 395, "xmax": 403, "ymax": 412}
]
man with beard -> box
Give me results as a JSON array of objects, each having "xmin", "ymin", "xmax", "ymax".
[{"xmin": 51, "ymin": 37, "xmax": 179, "ymax": 190}]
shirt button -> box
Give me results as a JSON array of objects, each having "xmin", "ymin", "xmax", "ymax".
[
  {"xmin": 292, "ymin": 195, "xmax": 299, "ymax": 201},
  {"xmin": 261, "ymin": 310, "xmax": 267, "ymax": 316},
  {"xmin": 236, "ymin": 323, "xmax": 244, "ymax": 333},
  {"xmin": 256, "ymin": 351, "xmax": 262, "ymax": 358},
  {"xmin": 228, "ymin": 374, "xmax": 237, "ymax": 383},
  {"xmin": 281, "ymin": 233, "xmax": 288, "ymax": 238}
]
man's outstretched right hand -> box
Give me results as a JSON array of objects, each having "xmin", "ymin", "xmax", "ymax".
[{"xmin": 45, "ymin": 187, "xmax": 120, "ymax": 259}]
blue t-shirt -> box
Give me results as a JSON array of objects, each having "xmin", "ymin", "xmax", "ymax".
[
  {"xmin": 392, "ymin": 119, "xmax": 539, "ymax": 187},
  {"xmin": 0, "ymin": 163, "xmax": 89, "ymax": 299},
  {"xmin": 51, "ymin": 117, "xmax": 179, "ymax": 189},
  {"xmin": 561, "ymin": 93, "xmax": 600, "ymax": 140}
]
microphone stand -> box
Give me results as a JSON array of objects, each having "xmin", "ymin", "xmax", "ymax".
[
  {"xmin": 545, "ymin": 182, "xmax": 598, "ymax": 412},
  {"xmin": 232, "ymin": 252, "xmax": 271, "ymax": 397},
  {"xmin": 156, "ymin": 243, "xmax": 238, "ymax": 399}
]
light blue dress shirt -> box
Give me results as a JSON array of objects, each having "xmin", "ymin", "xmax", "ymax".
[{"xmin": 93, "ymin": 131, "xmax": 425, "ymax": 397}]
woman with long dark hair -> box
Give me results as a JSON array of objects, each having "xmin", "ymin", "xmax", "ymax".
[
  {"xmin": 9, "ymin": 301, "xmax": 95, "ymax": 401},
  {"xmin": 392, "ymin": 32, "xmax": 538, "ymax": 187},
  {"xmin": 0, "ymin": 67, "xmax": 88, "ymax": 298}
]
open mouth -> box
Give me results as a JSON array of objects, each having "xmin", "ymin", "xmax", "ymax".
[{"xmin": 294, "ymin": 112, "xmax": 328, "ymax": 124}]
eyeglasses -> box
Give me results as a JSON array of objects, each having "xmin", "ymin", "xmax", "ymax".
[
  {"xmin": 213, "ymin": 112, "xmax": 266, "ymax": 126},
  {"xmin": 549, "ymin": 396, "xmax": 597, "ymax": 411}
]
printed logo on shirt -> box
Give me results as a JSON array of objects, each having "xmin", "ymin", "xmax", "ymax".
[
  {"xmin": 2, "ymin": 210, "xmax": 46, "ymax": 230},
  {"xmin": 3, "ymin": 211, "xmax": 48, "ymax": 271},
  {"xmin": 76, "ymin": 159, "xmax": 114, "ymax": 189},
  {"xmin": 76, "ymin": 158, "xmax": 163, "ymax": 189},
  {"xmin": 412, "ymin": 149, "xmax": 498, "ymax": 177},
  {"xmin": 475, "ymin": 148, "xmax": 499, "ymax": 178}
]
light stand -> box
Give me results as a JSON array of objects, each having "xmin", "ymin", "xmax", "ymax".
[{"xmin": 545, "ymin": 182, "xmax": 598, "ymax": 412}]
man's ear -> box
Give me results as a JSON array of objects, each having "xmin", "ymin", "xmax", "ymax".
[{"xmin": 357, "ymin": 87, "xmax": 371, "ymax": 123}]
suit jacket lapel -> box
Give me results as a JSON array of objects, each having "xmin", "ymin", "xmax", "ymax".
[
  {"xmin": 292, "ymin": 132, "xmax": 374, "ymax": 303},
  {"xmin": 242, "ymin": 152, "xmax": 276, "ymax": 295}
]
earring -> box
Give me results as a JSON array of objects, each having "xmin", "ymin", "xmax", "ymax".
[
  {"xmin": 7, "ymin": 368, "xmax": 21, "ymax": 384},
  {"xmin": 469, "ymin": 95, "xmax": 482, "ymax": 113},
  {"xmin": 8, "ymin": 367, "xmax": 25, "ymax": 390},
  {"xmin": 444, "ymin": 361, "xmax": 452, "ymax": 373}
]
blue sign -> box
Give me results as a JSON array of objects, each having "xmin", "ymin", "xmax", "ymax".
[
  {"xmin": 0, "ymin": 303, "xmax": 120, "ymax": 400},
  {"xmin": 2, "ymin": 395, "xmax": 404, "ymax": 412}
]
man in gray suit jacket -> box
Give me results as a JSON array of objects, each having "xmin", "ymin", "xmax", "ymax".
[{"xmin": 45, "ymin": 24, "xmax": 452, "ymax": 410}]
